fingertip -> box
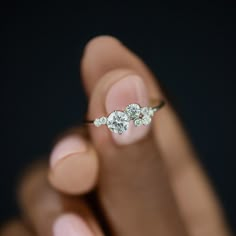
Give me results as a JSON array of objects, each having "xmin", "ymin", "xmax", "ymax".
[
  {"xmin": 50, "ymin": 135, "xmax": 88, "ymax": 168},
  {"xmin": 81, "ymin": 35, "xmax": 126, "ymax": 94},
  {"xmin": 53, "ymin": 213, "xmax": 94, "ymax": 236},
  {"xmin": 83, "ymin": 35, "xmax": 122, "ymax": 58},
  {"xmin": 81, "ymin": 35, "xmax": 160, "ymax": 100},
  {"xmin": 49, "ymin": 136, "xmax": 98, "ymax": 195},
  {"xmin": 82, "ymin": 35, "xmax": 123, "ymax": 72}
]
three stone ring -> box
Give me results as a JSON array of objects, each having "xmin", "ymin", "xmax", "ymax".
[{"xmin": 85, "ymin": 100, "xmax": 165, "ymax": 135}]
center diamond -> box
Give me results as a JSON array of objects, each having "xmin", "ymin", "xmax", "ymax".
[{"xmin": 107, "ymin": 111, "xmax": 130, "ymax": 134}]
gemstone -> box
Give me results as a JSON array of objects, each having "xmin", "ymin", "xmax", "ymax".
[
  {"xmin": 94, "ymin": 118, "xmax": 101, "ymax": 127},
  {"xmin": 134, "ymin": 118, "xmax": 143, "ymax": 127},
  {"xmin": 142, "ymin": 115, "xmax": 152, "ymax": 125},
  {"xmin": 125, "ymin": 104, "xmax": 141, "ymax": 119},
  {"xmin": 99, "ymin": 116, "xmax": 107, "ymax": 125},
  {"xmin": 149, "ymin": 109, "xmax": 155, "ymax": 117},
  {"xmin": 107, "ymin": 111, "xmax": 130, "ymax": 134},
  {"xmin": 141, "ymin": 107, "xmax": 154, "ymax": 117},
  {"xmin": 141, "ymin": 107, "xmax": 149, "ymax": 115}
]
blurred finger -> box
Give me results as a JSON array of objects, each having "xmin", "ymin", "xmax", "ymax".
[
  {"xmin": 0, "ymin": 220, "xmax": 33, "ymax": 236},
  {"xmin": 18, "ymin": 161, "xmax": 103, "ymax": 236},
  {"xmin": 48, "ymin": 128, "xmax": 99, "ymax": 194}
]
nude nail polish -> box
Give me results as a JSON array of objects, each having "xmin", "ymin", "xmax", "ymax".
[
  {"xmin": 105, "ymin": 75, "xmax": 150, "ymax": 145},
  {"xmin": 50, "ymin": 135, "xmax": 87, "ymax": 168},
  {"xmin": 53, "ymin": 214, "xmax": 94, "ymax": 236}
]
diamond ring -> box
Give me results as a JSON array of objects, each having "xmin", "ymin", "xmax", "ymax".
[{"xmin": 85, "ymin": 100, "xmax": 165, "ymax": 135}]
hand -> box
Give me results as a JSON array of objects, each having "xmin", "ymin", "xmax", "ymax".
[{"xmin": 1, "ymin": 36, "xmax": 232, "ymax": 236}]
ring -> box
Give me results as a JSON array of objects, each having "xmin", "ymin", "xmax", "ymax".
[{"xmin": 85, "ymin": 100, "xmax": 165, "ymax": 134}]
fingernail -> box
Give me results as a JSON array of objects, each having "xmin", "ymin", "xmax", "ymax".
[
  {"xmin": 105, "ymin": 75, "xmax": 149, "ymax": 145},
  {"xmin": 53, "ymin": 214, "xmax": 94, "ymax": 236},
  {"xmin": 50, "ymin": 135, "xmax": 87, "ymax": 168}
]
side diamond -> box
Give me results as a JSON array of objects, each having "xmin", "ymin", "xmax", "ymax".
[
  {"xmin": 94, "ymin": 118, "xmax": 101, "ymax": 127},
  {"xmin": 149, "ymin": 108, "xmax": 155, "ymax": 117},
  {"xmin": 125, "ymin": 104, "xmax": 141, "ymax": 119},
  {"xmin": 142, "ymin": 115, "xmax": 152, "ymax": 125},
  {"xmin": 134, "ymin": 118, "xmax": 143, "ymax": 127},
  {"xmin": 141, "ymin": 107, "xmax": 149, "ymax": 116},
  {"xmin": 141, "ymin": 107, "xmax": 154, "ymax": 117},
  {"xmin": 99, "ymin": 116, "xmax": 107, "ymax": 125}
]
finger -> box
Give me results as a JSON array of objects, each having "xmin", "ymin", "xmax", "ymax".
[
  {"xmin": 81, "ymin": 36, "xmax": 231, "ymax": 235},
  {"xmin": 0, "ymin": 220, "xmax": 33, "ymax": 236},
  {"xmin": 87, "ymin": 73, "xmax": 188, "ymax": 235},
  {"xmin": 81, "ymin": 36, "xmax": 160, "ymax": 98},
  {"xmin": 18, "ymin": 161, "xmax": 103, "ymax": 236},
  {"xmin": 48, "ymin": 128, "xmax": 99, "ymax": 194}
]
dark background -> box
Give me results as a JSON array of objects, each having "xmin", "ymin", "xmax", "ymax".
[{"xmin": 1, "ymin": 2, "xmax": 235, "ymax": 233}]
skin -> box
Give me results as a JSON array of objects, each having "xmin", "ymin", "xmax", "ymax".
[{"xmin": 0, "ymin": 36, "xmax": 232, "ymax": 236}]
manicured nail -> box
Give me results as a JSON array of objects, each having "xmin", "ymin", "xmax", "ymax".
[
  {"xmin": 53, "ymin": 214, "xmax": 94, "ymax": 236},
  {"xmin": 105, "ymin": 75, "xmax": 149, "ymax": 145},
  {"xmin": 50, "ymin": 135, "xmax": 87, "ymax": 168}
]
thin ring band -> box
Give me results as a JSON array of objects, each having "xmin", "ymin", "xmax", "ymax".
[
  {"xmin": 84, "ymin": 100, "xmax": 165, "ymax": 134},
  {"xmin": 84, "ymin": 100, "xmax": 165, "ymax": 124}
]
